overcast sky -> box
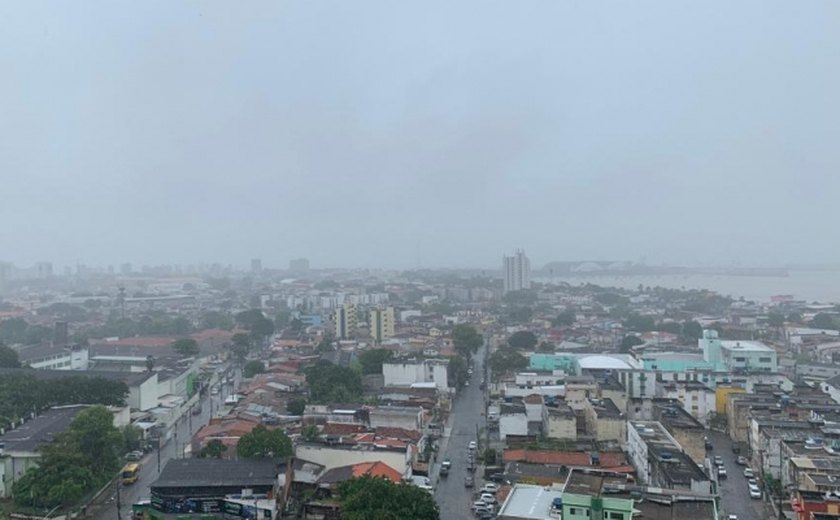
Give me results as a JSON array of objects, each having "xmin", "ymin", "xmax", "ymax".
[{"xmin": 1, "ymin": 1, "xmax": 839, "ymax": 270}]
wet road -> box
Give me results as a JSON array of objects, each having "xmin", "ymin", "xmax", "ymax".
[
  {"xmin": 91, "ymin": 367, "xmax": 240, "ymax": 520},
  {"xmin": 708, "ymin": 429, "xmax": 767, "ymax": 520},
  {"xmin": 434, "ymin": 345, "xmax": 487, "ymax": 520}
]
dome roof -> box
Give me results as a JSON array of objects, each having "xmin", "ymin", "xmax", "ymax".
[{"xmin": 577, "ymin": 355, "xmax": 632, "ymax": 370}]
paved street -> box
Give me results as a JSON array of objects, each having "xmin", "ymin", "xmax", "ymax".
[
  {"xmin": 434, "ymin": 345, "xmax": 487, "ymax": 520},
  {"xmin": 708, "ymin": 429, "xmax": 768, "ymax": 520},
  {"xmin": 91, "ymin": 367, "xmax": 240, "ymax": 520}
]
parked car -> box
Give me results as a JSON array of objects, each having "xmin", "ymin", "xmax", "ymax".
[
  {"xmin": 472, "ymin": 501, "xmax": 490, "ymax": 512},
  {"xmin": 481, "ymin": 483, "xmax": 500, "ymax": 494},
  {"xmin": 469, "ymin": 441, "xmax": 477, "ymax": 450},
  {"xmin": 718, "ymin": 467, "xmax": 727, "ymax": 479},
  {"xmin": 749, "ymin": 484, "xmax": 761, "ymax": 499},
  {"xmin": 743, "ymin": 468, "xmax": 754, "ymax": 478},
  {"xmin": 488, "ymin": 473, "xmax": 505, "ymax": 483},
  {"xmin": 464, "ymin": 475, "xmax": 474, "ymax": 488},
  {"xmin": 479, "ymin": 493, "xmax": 497, "ymax": 505},
  {"xmin": 125, "ymin": 451, "xmax": 144, "ymax": 461},
  {"xmin": 748, "ymin": 478, "xmax": 758, "ymax": 487},
  {"xmin": 737, "ymin": 456, "xmax": 748, "ymax": 465},
  {"xmin": 714, "ymin": 456, "xmax": 724, "ymax": 466},
  {"xmin": 728, "ymin": 515, "xmax": 738, "ymax": 520}
]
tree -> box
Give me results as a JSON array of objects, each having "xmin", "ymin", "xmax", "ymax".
[
  {"xmin": 244, "ymin": 360, "xmax": 265, "ymax": 378},
  {"xmin": 172, "ymin": 338, "xmax": 199, "ymax": 357},
  {"xmin": 767, "ymin": 312, "xmax": 785, "ymax": 327},
  {"xmin": 286, "ymin": 398, "xmax": 306, "ymax": 416},
  {"xmin": 488, "ymin": 348, "xmax": 527, "ymax": 375},
  {"xmin": 451, "ymin": 324, "xmax": 482, "ymax": 358},
  {"xmin": 811, "ymin": 313, "xmax": 838, "ymax": 330},
  {"xmin": 66, "ymin": 405, "xmax": 124, "ymax": 474},
  {"xmin": 275, "ymin": 309, "xmax": 292, "ymax": 328},
  {"xmin": 301, "ymin": 424, "xmax": 319, "ymax": 442},
  {"xmin": 358, "ymin": 348, "xmax": 393, "ymax": 375},
  {"xmin": 304, "ymin": 360, "xmax": 363, "ymax": 404},
  {"xmin": 620, "ymin": 335, "xmax": 644, "ymax": 352},
  {"xmin": 201, "ymin": 311, "xmax": 234, "ymax": 330},
  {"xmin": 317, "ymin": 335, "xmax": 334, "ymax": 353},
  {"xmin": 551, "ymin": 310, "xmax": 576, "ymax": 327},
  {"xmin": 198, "ymin": 439, "xmax": 227, "ymax": 458},
  {"xmin": 682, "ymin": 321, "xmax": 703, "ymax": 340},
  {"xmin": 507, "ymin": 331, "xmax": 538, "ymax": 350},
  {"xmin": 787, "ymin": 312, "xmax": 803, "ymax": 324},
  {"xmin": 337, "ymin": 475, "xmax": 440, "ymax": 520},
  {"xmin": 237, "ymin": 425, "xmax": 292, "ymax": 458},
  {"xmin": 482, "ymin": 448, "xmax": 497, "ymax": 465},
  {"xmin": 235, "ymin": 309, "xmax": 266, "ymax": 329},
  {"xmin": 624, "ymin": 314, "xmax": 656, "ymax": 332},
  {"xmin": 538, "ymin": 341, "xmax": 555, "ymax": 352},
  {"xmin": 0, "ymin": 342, "xmax": 20, "ymax": 367},
  {"xmin": 447, "ymin": 355, "xmax": 468, "ymax": 388},
  {"xmin": 122, "ymin": 424, "xmax": 143, "ymax": 452}
]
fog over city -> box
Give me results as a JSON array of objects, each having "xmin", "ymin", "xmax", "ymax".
[{"xmin": 2, "ymin": 1, "xmax": 839, "ymax": 269}]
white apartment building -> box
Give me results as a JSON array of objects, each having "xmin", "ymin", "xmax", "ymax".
[{"xmin": 503, "ymin": 250, "xmax": 531, "ymax": 294}]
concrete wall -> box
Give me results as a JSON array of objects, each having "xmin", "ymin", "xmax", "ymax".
[{"xmin": 545, "ymin": 414, "xmax": 576, "ymax": 440}]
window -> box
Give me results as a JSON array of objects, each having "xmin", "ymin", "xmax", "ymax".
[
  {"xmin": 759, "ymin": 357, "xmax": 772, "ymax": 363},
  {"xmin": 608, "ymin": 513, "xmax": 625, "ymax": 520},
  {"xmin": 734, "ymin": 357, "xmax": 746, "ymax": 362}
]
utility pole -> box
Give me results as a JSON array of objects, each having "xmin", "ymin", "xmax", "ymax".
[{"xmin": 116, "ymin": 479, "xmax": 122, "ymax": 520}]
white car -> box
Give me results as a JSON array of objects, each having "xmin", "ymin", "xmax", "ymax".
[
  {"xmin": 481, "ymin": 483, "xmax": 500, "ymax": 494},
  {"xmin": 749, "ymin": 485, "xmax": 761, "ymax": 499},
  {"xmin": 728, "ymin": 515, "xmax": 738, "ymax": 520},
  {"xmin": 743, "ymin": 468, "xmax": 754, "ymax": 478},
  {"xmin": 480, "ymin": 493, "xmax": 497, "ymax": 505},
  {"xmin": 469, "ymin": 441, "xmax": 477, "ymax": 450}
]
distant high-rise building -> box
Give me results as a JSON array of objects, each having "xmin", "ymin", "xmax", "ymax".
[
  {"xmin": 251, "ymin": 258, "xmax": 262, "ymax": 273},
  {"xmin": 370, "ymin": 307, "xmax": 396, "ymax": 343},
  {"xmin": 35, "ymin": 262, "xmax": 53, "ymax": 279},
  {"xmin": 289, "ymin": 258, "xmax": 310, "ymax": 272},
  {"xmin": 334, "ymin": 303, "xmax": 357, "ymax": 340},
  {"xmin": 503, "ymin": 249, "xmax": 531, "ymax": 294}
]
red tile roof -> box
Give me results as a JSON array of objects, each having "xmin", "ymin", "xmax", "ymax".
[
  {"xmin": 322, "ymin": 423, "xmax": 367, "ymax": 435},
  {"xmin": 503, "ymin": 449, "xmax": 627, "ymax": 468},
  {"xmin": 374, "ymin": 427, "xmax": 422, "ymax": 443},
  {"xmin": 351, "ymin": 461, "xmax": 402, "ymax": 482}
]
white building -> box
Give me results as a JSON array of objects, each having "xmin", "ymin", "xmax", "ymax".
[
  {"xmin": 382, "ymin": 359, "xmax": 449, "ymax": 391},
  {"xmin": 16, "ymin": 344, "xmax": 89, "ymax": 371},
  {"xmin": 656, "ymin": 381, "xmax": 716, "ymax": 426},
  {"xmin": 503, "ymin": 250, "xmax": 531, "ymax": 294}
]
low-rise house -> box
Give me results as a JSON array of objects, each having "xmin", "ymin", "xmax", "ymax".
[{"xmin": 582, "ymin": 398, "xmax": 625, "ymax": 442}]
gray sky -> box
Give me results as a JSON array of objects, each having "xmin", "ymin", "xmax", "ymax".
[{"xmin": 2, "ymin": 1, "xmax": 839, "ymax": 270}]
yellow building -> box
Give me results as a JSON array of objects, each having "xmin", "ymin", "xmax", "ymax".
[
  {"xmin": 334, "ymin": 304, "xmax": 357, "ymax": 340},
  {"xmin": 370, "ymin": 307, "xmax": 395, "ymax": 343},
  {"xmin": 715, "ymin": 385, "xmax": 746, "ymax": 415}
]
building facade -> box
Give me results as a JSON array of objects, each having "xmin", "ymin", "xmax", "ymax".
[{"xmin": 503, "ymin": 250, "xmax": 531, "ymax": 294}]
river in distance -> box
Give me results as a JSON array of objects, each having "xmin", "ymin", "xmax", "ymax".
[{"xmin": 537, "ymin": 270, "xmax": 840, "ymax": 304}]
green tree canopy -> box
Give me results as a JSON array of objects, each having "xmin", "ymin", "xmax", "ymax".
[
  {"xmin": 201, "ymin": 311, "xmax": 235, "ymax": 330},
  {"xmin": 236, "ymin": 425, "xmax": 292, "ymax": 459},
  {"xmin": 451, "ymin": 324, "xmax": 482, "ymax": 358},
  {"xmin": 198, "ymin": 439, "xmax": 228, "ymax": 458},
  {"xmin": 358, "ymin": 348, "xmax": 393, "ymax": 375},
  {"xmin": 681, "ymin": 321, "xmax": 703, "ymax": 340},
  {"xmin": 0, "ymin": 342, "xmax": 20, "ymax": 367},
  {"xmin": 244, "ymin": 360, "xmax": 266, "ymax": 378},
  {"xmin": 620, "ymin": 335, "xmax": 644, "ymax": 352},
  {"xmin": 337, "ymin": 475, "xmax": 440, "ymax": 520},
  {"xmin": 488, "ymin": 348, "xmax": 528, "ymax": 375},
  {"xmin": 551, "ymin": 310, "xmax": 576, "ymax": 327},
  {"xmin": 286, "ymin": 398, "xmax": 306, "ymax": 416},
  {"xmin": 507, "ymin": 331, "xmax": 538, "ymax": 350},
  {"xmin": 767, "ymin": 312, "xmax": 785, "ymax": 327},
  {"xmin": 172, "ymin": 338, "xmax": 199, "ymax": 357},
  {"xmin": 304, "ymin": 360, "xmax": 363, "ymax": 403},
  {"xmin": 447, "ymin": 355, "xmax": 468, "ymax": 388},
  {"xmin": 811, "ymin": 313, "xmax": 839, "ymax": 330},
  {"xmin": 624, "ymin": 313, "xmax": 656, "ymax": 332}
]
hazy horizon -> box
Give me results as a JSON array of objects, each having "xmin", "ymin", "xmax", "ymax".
[{"xmin": 2, "ymin": 1, "xmax": 839, "ymax": 269}]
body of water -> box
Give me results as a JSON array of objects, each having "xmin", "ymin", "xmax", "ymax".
[{"xmin": 538, "ymin": 270, "xmax": 840, "ymax": 303}]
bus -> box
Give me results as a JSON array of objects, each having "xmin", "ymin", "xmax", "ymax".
[{"xmin": 122, "ymin": 463, "xmax": 141, "ymax": 485}]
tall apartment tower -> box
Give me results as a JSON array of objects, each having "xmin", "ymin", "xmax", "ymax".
[
  {"xmin": 503, "ymin": 249, "xmax": 531, "ymax": 294},
  {"xmin": 370, "ymin": 307, "xmax": 395, "ymax": 343},
  {"xmin": 334, "ymin": 303, "xmax": 357, "ymax": 340},
  {"xmin": 251, "ymin": 258, "xmax": 263, "ymax": 273}
]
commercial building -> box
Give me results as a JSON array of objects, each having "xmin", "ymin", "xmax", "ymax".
[
  {"xmin": 496, "ymin": 483, "xmax": 563, "ymax": 520},
  {"xmin": 382, "ymin": 359, "xmax": 449, "ymax": 391},
  {"xmin": 700, "ymin": 329, "xmax": 778, "ymax": 373},
  {"xmin": 503, "ymin": 250, "xmax": 531, "ymax": 294},
  {"xmin": 369, "ymin": 307, "xmax": 395, "ymax": 343}
]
